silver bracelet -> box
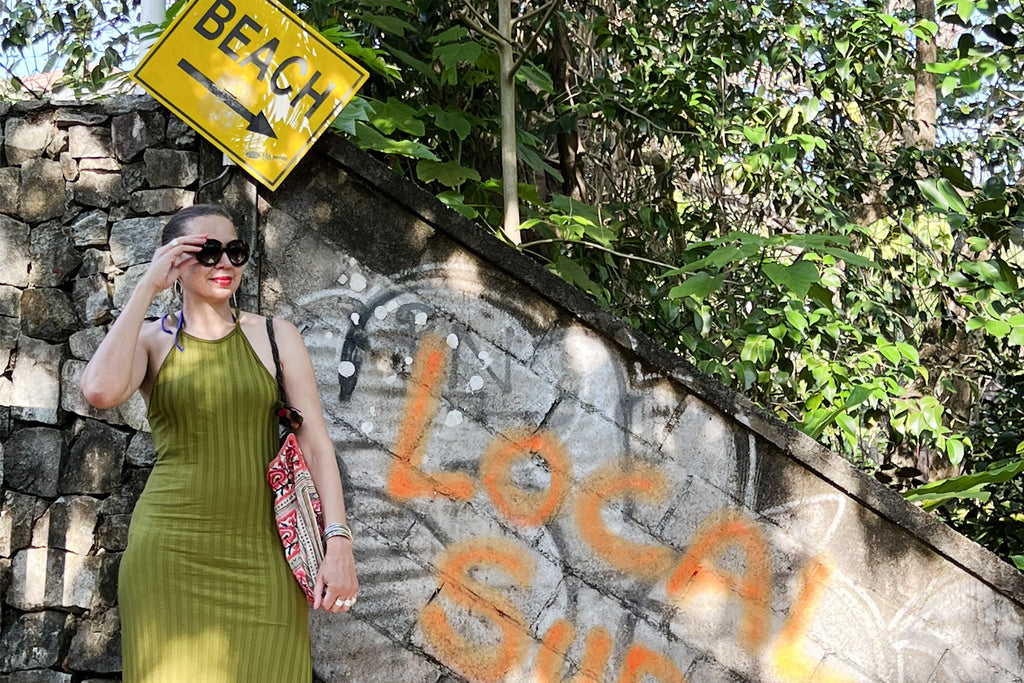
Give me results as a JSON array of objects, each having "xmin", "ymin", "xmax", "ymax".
[{"xmin": 323, "ymin": 523, "xmax": 352, "ymax": 542}]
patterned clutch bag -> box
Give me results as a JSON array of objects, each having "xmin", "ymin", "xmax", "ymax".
[
  {"xmin": 267, "ymin": 432, "xmax": 323, "ymax": 603},
  {"xmin": 264, "ymin": 316, "xmax": 322, "ymax": 604}
]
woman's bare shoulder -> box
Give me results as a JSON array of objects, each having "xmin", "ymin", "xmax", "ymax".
[
  {"xmin": 139, "ymin": 314, "xmax": 176, "ymax": 346},
  {"xmin": 237, "ymin": 311, "xmax": 278, "ymax": 373},
  {"xmin": 239, "ymin": 311, "xmax": 301, "ymax": 339},
  {"xmin": 140, "ymin": 315, "xmax": 180, "ymax": 369}
]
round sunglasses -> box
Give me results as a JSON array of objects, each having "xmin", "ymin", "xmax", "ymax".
[{"xmin": 195, "ymin": 239, "xmax": 250, "ymax": 267}]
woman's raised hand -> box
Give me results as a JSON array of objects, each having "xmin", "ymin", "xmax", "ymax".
[{"xmin": 140, "ymin": 233, "xmax": 207, "ymax": 294}]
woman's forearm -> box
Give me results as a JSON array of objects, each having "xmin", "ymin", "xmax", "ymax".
[{"xmin": 306, "ymin": 441, "xmax": 349, "ymax": 528}]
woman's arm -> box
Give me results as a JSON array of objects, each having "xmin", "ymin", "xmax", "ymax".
[
  {"xmin": 80, "ymin": 235, "xmax": 206, "ymax": 408},
  {"xmin": 272, "ymin": 318, "xmax": 359, "ymax": 612},
  {"xmin": 80, "ymin": 281, "xmax": 157, "ymax": 409}
]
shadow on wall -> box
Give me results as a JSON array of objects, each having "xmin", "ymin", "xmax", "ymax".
[
  {"xmin": 2, "ymin": 100, "xmax": 1020, "ymax": 683},
  {"xmin": 269, "ymin": 149, "xmax": 1023, "ymax": 682}
]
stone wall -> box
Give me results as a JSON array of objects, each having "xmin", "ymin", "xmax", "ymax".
[
  {"xmin": 2, "ymin": 97, "xmax": 1024, "ymax": 682},
  {"xmin": 0, "ymin": 96, "xmax": 257, "ymax": 682}
]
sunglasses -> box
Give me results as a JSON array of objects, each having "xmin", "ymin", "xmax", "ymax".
[{"xmin": 195, "ymin": 239, "xmax": 250, "ymax": 266}]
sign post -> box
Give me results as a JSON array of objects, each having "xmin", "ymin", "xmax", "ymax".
[{"xmin": 133, "ymin": 0, "xmax": 369, "ymax": 190}]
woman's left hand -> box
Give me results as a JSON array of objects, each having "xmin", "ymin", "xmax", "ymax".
[{"xmin": 313, "ymin": 538, "xmax": 358, "ymax": 613}]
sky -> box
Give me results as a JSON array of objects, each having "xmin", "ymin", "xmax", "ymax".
[{"xmin": 1, "ymin": 0, "xmax": 160, "ymax": 82}]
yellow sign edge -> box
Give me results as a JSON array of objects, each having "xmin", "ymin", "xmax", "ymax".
[
  {"xmin": 133, "ymin": 77, "xmax": 280, "ymax": 188},
  {"xmin": 131, "ymin": 0, "xmax": 370, "ymax": 191}
]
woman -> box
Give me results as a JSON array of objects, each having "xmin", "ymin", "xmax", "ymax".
[{"xmin": 81, "ymin": 204, "xmax": 357, "ymax": 681}]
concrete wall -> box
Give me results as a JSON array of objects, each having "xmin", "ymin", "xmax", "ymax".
[{"xmin": 1, "ymin": 97, "xmax": 1023, "ymax": 682}]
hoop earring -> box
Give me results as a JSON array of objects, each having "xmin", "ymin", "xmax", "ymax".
[
  {"xmin": 173, "ymin": 281, "xmax": 183, "ymax": 299},
  {"xmin": 231, "ymin": 292, "xmax": 238, "ymax": 310}
]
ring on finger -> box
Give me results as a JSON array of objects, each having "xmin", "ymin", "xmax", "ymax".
[
  {"xmin": 171, "ymin": 238, "xmax": 179, "ymax": 247},
  {"xmin": 334, "ymin": 598, "xmax": 344, "ymax": 608}
]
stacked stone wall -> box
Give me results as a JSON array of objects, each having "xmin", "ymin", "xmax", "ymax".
[
  {"xmin": 2, "ymin": 97, "xmax": 1024, "ymax": 682},
  {"xmin": 0, "ymin": 96, "xmax": 245, "ymax": 682}
]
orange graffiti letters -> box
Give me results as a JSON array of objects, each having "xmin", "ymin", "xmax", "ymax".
[
  {"xmin": 419, "ymin": 537, "xmax": 534, "ymax": 682},
  {"xmin": 387, "ymin": 334, "xmax": 475, "ymax": 501},
  {"xmin": 574, "ymin": 459, "xmax": 675, "ymax": 581},
  {"xmin": 392, "ymin": 336, "xmax": 846, "ymax": 678},
  {"xmin": 617, "ymin": 644, "xmax": 689, "ymax": 683},
  {"xmin": 666, "ymin": 508, "xmax": 772, "ymax": 650},
  {"xmin": 770, "ymin": 557, "xmax": 855, "ymax": 683},
  {"xmin": 536, "ymin": 620, "xmax": 612, "ymax": 683},
  {"xmin": 480, "ymin": 429, "xmax": 573, "ymax": 527}
]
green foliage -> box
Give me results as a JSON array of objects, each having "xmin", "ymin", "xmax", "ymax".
[
  {"xmin": 922, "ymin": 375, "xmax": 1024, "ymax": 569},
  {"xmin": 303, "ymin": 0, "xmax": 1024, "ymax": 569},
  {"xmin": 1, "ymin": 0, "xmax": 137, "ymax": 95},
  {"xmin": 9, "ymin": 0, "xmax": 1024, "ymax": 568},
  {"xmin": 904, "ymin": 458, "xmax": 1024, "ymax": 510}
]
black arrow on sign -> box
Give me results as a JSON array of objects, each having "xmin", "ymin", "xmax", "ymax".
[{"xmin": 178, "ymin": 59, "xmax": 277, "ymax": 139}]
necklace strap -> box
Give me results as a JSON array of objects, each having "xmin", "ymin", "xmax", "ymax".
[{"xmin": 159, "ymin": 312, "xmax": 186, "ymax": 352}]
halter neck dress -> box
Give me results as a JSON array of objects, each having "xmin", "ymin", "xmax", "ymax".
[{"xmin": 119, "ymin": 323, "xmax": 311, "ymax": 682}]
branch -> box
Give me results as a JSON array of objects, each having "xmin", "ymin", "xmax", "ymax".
[
  {"xmin": 511, "ymin": 0, "xmax": 557, "ymax": 28},
  {"xmin": 457, "ymin": 0, "xmax": 497, "ymax": 31},
  {"xmin": 510, "ymin": 0, "xmax": 562, "ymax": 76},
  {"xmin": 0, "ymin": 58, "xmax": 44, "ymax": 100},
  {"xmin": 519, "ymin": 237, "xmax": 679, "ymax": 270},
  {"xmin": 899, "ymin": 216, "xmax": 943, "ymax": 267},
  {"xmin": 614, "ymin": 100, "xmax": 698, "ymax": 138},
  {"xmin": 455, "ymin": 2, "xmax": 508, "ymax": 46}
]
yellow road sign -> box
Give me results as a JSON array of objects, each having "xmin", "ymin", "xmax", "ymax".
[{"xmin": 133, "ymin": 0, "xmax": 368, "ymax": 190}]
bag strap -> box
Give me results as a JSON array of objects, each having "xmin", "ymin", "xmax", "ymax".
[{"xmin": 266, "ymin": 315, "xmax": 288, "ymax": 405}]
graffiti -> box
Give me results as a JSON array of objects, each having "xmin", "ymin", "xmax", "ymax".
[
  {"xmin": 480, "ymin": 428, "xmax": 573, "ymax": 528},
  {"xmin": 617, "ymin": 644, "xmax": 687, "ymax": 683},
  {"xmin": 537, "ymin": 621, "xmax": 612, "ymax": 683},
  {"xmin": 383, "ymin": 333, "xmax": 856, "ymax": 683},
  {"xmin": 769, "ymin": 558, "xmax": 852, "ymax": 683},
  {"xmin": 574, "ymin": 460, "xmax": 673, "ymax": 581},
  {"xmin": 666, "ymin": 508, "xmax": 773, "ymax": 650},
  {"xmin": 410, "ymin": 530, "xmax": 849, "ymax": 682},
  {"xmin": 294, "ymin": 270, "xmax": 990, "ymax": 683},
  {"xmin": 298, "ymin": 272, "xmax": 518, "ymax": 403},
  {"xmin": 386, "ymin": 334, "xmax": 475, "ymax": 502},
  {"xmin": 419, "ymin": 537, "xmax": 535, "ymax": 682},
  {"xmin": 538, "ymin": 623, "xmax": 688, "ymax": 683},
  {"xmin": 417, "ymin": 534, "xmax": 692, "ymax": 683}
]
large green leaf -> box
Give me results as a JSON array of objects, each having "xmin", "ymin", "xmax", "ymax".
[
  {"xmin": 434, "ymin": 41, "xmax": 482, "ymax": 68},
  {"xmin": 916, "ymin": 178, "xmax": 969, "ymax": 214},
  {"xmin": 904, "ymin": 459, "xmax": 1024, "ymax": 510},
  {"xmin": 436, "ymin": 191, "xmax": 479, "ymax": 219},
  {"xmin": 329, "ymin": 97, "xmax": 373, "ymax": 136},
  {"xmin": 819, "ymin": 247, "xmax": 880, "ymax": 270},
  {"xmin": 357, "ymin": 12, "xmax": 415, "ymax": 36},
  {"xmin": 369, "ymin": 98, "xmax": 425, "ymax": 136},
  {"xmin": 550, "ymin": 255, "xmax": 607, "ymax": 301},
  {"xmin": 352, "ymin": 123, "xmax": 438, "ymax": 160},
  {"xmin": 516, "ymin": 62, "xmax": 554, "ymax": 92},
  {"xmin": 762, "ymin": 261, "xmax": 820, "ymax": 297},
  {"xmin": 416, "ymin": 159, "xmax": 481, "ymax": 187},
  {"xmin": 425, "ymin": 105, "xmax": 473, "ymax": 140},
  {"xmin": 669, "ymin": 273, "xmax": 726, "ymax": 300},
  {"xmin": 904, "ymin": 484, "xmax": 991, "ymax": 510}
]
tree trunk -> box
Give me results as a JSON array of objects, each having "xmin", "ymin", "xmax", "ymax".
[
  {"xmin": 914, "ymin": 0, "xmax": 937, "ymax": 148},
  {"xmin": 498, "ymin": 0, "xmax": 521, "ymax": 244},
  {"xmin": 551, "ymin": 15, "xmax": 585, "ymax": 201}
]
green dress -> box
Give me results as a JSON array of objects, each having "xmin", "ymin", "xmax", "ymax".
[{"xmin": 120, "ymin": 324, "xmax": 312, "ymax": 682}]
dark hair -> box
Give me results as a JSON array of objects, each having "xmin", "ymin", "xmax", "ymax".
[{"xmin": 161, "ymin": 204, "xmax": 234, "ymax": 245}]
